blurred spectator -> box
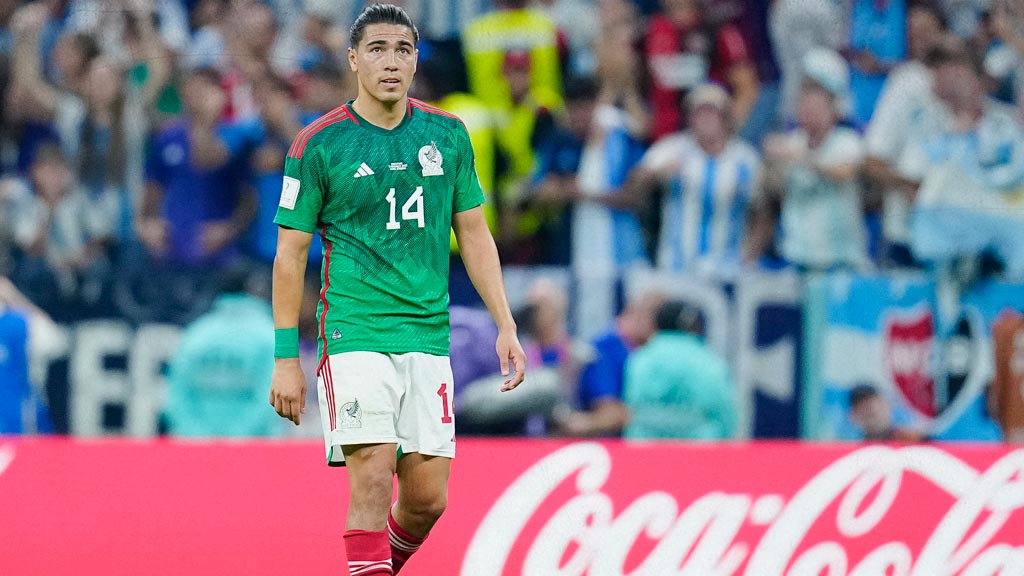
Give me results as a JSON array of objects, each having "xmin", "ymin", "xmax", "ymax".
[
  {"xmin": 6, "ymin": 2, "xmax": 98, "ymax": 172},
  {"xmin": 0, "ymin": 275, "xmax": 62, "ymax": 434},
  {"xmin": 770, "ymin": 0, "xmax": 843, "ymax": 125},
  {"xmin": 989, "ymin": 309, "xmax": 1024, "ymax": 443},
  {"xmin": 494, "ymin": 48, "xmax": 560, "ymax": 244},
  {"xmin": 299, "ymin": 0, "xmax": 357, "ymax": 71},
  {"xmin": 571, "ymin": 13, "xmax": 650, "ymax": 274},
  {"xmin": 455, "ymin": 278, "xmax": 577, "ymax": 436},
  {"xmin": 763, "ymin": 49, "xmax": 870, "ymax": 272},
  {"xmin": 735, "ymin": 0, "xmax": 782, "ymax": 144},
  {"xmin": 848, "ymin": 383, "xmax": 926, "ymax": 441},
  {"xmin": 644, "ymin": 0, "xmax": 759, "ymax": 140},
  {"xmin": 979, "ymin": 0, "xmax": 1024, "ymax": 105},
  {"xmin": 125, "ymin": 67, "xmax": 259, "ymax": 323},
  {"xmin": 3, "ymin": 144, "xmax": 117, "ymax": 319},
  {"xmin": 623, "ymin": 299, "xmax": 735, "ymax": 440},
  {"xmin": 463, "ymin": 0, "xmax": 562, "ymax": 112},
  {"xmin": 845, "ymin": 0, "xmax": 907, "ymax": 126},
  {"xmin": 533, "ymin": 0, "xmax": 600, "ymax": 76},
  {"xmin": 555, "ymin": 290, "xmax": 664, "ymax": 437},
  {"xmin": 613, "ymin": 84, "xmax": 766, "ymax": 278},
  {"xmin": 136, "ymin": 67, "xmax": 259, "ymax": 268},
  {"xmin": 865, "ymin": 1, "xmax": 950, "ymax": 269},
  {"xmin": 163, "ymin": 268, "xmax": 279, "ymax": 438},
  {"xmin": 65, "ymin": 0, "xmax": 189, "ymax": 57},
  {"xmin": 510, "ymin": 75, "xmax": 596, "ymax": 265},
  {"xmin": 905, "ymin": 40, "xmax": 1024, "ymax": 280}
]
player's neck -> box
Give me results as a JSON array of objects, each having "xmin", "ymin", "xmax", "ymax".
[{"xmin": 351, "ymin": 94, "xmax": 408, "ymax": 130}]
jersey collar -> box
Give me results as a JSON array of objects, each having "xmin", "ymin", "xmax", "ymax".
[{"xmin": 346, "ymin": 99, "xmax": 414, "ymax": 135}]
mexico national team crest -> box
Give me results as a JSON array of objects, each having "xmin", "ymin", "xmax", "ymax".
[
  {"xmin": 419, "ymin": 142, "xmax": 444, "ymax": 176},
  {"xmin": 340, "ymin": 399, "xmax": 362, "ymax": 429}
]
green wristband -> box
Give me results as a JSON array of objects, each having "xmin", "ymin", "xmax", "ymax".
[{"xmin": 274, "ymin": 327, "xmax": 300, "ymax": 358}]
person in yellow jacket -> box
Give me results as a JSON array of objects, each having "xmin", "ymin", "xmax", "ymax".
[{"xmin": 462, "ymin": 0, "xmax": 563, "ymax": 112}]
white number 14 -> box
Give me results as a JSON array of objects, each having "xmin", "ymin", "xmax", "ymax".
[{"xmin": 386, "ymin": 186, "xmax": 425, "ymax": 230}]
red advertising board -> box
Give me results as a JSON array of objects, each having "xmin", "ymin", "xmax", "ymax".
[{"xmin": 1, "ymin": 438, "xmax": 1022, "ymax": 575}]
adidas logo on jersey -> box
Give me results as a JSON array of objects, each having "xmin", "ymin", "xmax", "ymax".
[{"xmin": 353, "ymin": 163, "xmax": 375, "ymax": 178}]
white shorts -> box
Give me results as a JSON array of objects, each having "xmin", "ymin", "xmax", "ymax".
[{"xmin": 318, "ymin": 351, "xmax": 456, "ymax": 466}]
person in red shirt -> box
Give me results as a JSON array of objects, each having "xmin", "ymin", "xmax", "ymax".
[{"xmin": 644, "ymin": 0, "xmax": 760, "ymax": 140}]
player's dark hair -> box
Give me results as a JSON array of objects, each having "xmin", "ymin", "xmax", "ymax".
[{"xmin": 350, "ymin": 3, "xmax": 419, "ymax": 48}]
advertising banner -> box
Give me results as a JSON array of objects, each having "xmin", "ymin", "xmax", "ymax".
[
  {"xmin": 2, "ymin": 438, "xmax": 1022, "ymax": 575},
  {"xmin": 805, "ymin": 274, "xmax": 1024, "ymax": 441}
]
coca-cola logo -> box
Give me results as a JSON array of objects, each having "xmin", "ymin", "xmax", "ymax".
[
  {"xmin": 463, "ymin": 442, "xmax": 1024, "ymax": 575},
  {"xmin": 884, "ymin": 307, "xmax": 937, "ymax": 418}
]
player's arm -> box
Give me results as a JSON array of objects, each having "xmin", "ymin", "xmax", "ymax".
[
  {"xmin": 453, "ymin": 206, "xmax": 526, "ymax": 391},
  {"xmin": 270, "ymin": 226, "xmax": 312, "ymax": 425}
]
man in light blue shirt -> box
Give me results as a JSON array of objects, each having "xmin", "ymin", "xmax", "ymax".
[
  {"xmin": 623, "ymin": 300, "xmax": 735, "ymax": 440},
  {"xmin": 164, "ymin": 272, "xmax": 279, "ymax": 437}
]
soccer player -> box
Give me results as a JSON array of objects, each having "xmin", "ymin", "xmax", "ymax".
[{"xmin": 268, "ymin": 5, "xmax": 527, "ymax": 576}]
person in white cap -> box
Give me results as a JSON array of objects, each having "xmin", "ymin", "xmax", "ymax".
[
  {"xmin": 763, "ymin": 48, "xmax": 870, "ymax": 272},
  {"xmin": 603, "ymin": 82, "xmax": 766, "ymax": 279}
]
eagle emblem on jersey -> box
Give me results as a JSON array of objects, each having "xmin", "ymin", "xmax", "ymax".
[
  {"xmin": 340, "ymin": 399, "xmax": 362, "ymax": 429},
  {"xmin": 419, "ymin": 142, "xmax": 444, "ymax": 176}
]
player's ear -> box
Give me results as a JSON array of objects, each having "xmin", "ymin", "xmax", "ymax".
[{"xmin": 348, "ymin": 47, "xmax": 358, "ymax": 72}]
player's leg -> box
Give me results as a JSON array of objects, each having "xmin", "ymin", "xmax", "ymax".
[
  {"xmin": 343, "ymin": 443, "xmax": 398, "ymax": 576},
  {"xmin": 320, "ymin": 352, "xmax": 404, "ymax": 576},
  {"xmin": 389, "ymin": 454, "xmax": 450, "ymax": 573},
  {"xmin": 388, "ymin": 352, "xmax": 457, "ymax": 573}
]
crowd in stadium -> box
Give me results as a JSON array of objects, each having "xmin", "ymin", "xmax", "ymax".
[{"xmin": 2, "ymin": 0, "xmax": 1024, "ymax": 440}]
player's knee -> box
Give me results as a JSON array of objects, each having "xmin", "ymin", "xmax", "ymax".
[
  {"xmin": 408, "ymin": 494, "xmax": 447, "ymax": 524},
  {"xmin": 350, "ymin": 466, "xmax": 395, "ymax": 507}
]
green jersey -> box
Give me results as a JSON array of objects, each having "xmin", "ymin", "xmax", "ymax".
[{"xmin": 274, "ymin": 99, "xmax": 486, "ymax": 359}]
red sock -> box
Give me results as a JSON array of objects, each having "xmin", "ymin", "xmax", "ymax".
[
  {"xmin": 344, "ymin": 529, "xmax": 393, "ymax": 575},
  {"xmin": 387, "ymin": 510, "xmax": 426, "ymax": 574}
]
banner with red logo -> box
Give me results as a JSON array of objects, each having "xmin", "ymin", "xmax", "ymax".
[
  {"xmin": 805, "ymin": 275, "xmax": 1024, "ymax": 441},
  {"xmin": 1, "ymin": 438, "xmax": 1023, "ymax": 575}
]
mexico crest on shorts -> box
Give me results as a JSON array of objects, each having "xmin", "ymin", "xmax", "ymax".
[
  {"xmin": 340, "ymin": 399, "xmax": 362, "ymax": 429},
  {"xmin": 419, "ymin": 142, "xmax": 444, "ymax": 176}
]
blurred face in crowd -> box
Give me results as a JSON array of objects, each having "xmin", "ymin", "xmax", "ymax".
[
  {"xmin": 183, "ymin": 72, "xmax": 227, "ymax": 123},
  {"xmin": 796, "ymin": 83, "xmax": 837, "ymax": 135},
  {"xmin": 908, "ymin": 7, "xmax": 945, "ymax": 61},
  {"xmin": 193, "ymin": 0, "xmax": 228, "ymax": 28},
  {"xmin": 662, "ymin": 0, "xmax": 701, "ymax": 29},
  {"xmin": 84, "ymin": 58, "xmax": 123, "ymax": 111},
  {"xmin": 566, "ymin": 97, "xmax": 596, "ymax": 138},
  {"xmin": 503, "ymin": 58, "xmax": 532, "ymax": 103},
  {"xmin": 30, "ymin": 149, "xmax": 72, "ymax": 205},
  {"xmin": 618, "ymin": 293, "xmax": 665, "ymax": 348},
  {"xmin": 850, "ymin": 393, "xmax": 893, "ymax": 439},
  {"xmin": 237, "ymin": 2, "xmax": 277, "ymax": 58},
  {"xmin": 349, "ymin": 23, "xmax": 418, "ymax": 105},
  {"xmin": 303, "ymin": 72, "xmax": 347, "ymax": 112},
  {"xmin": 52, "ymin": 33, "xmax": 91, "ymax": 84},
  {"xmin": 526, "ymin": 279, "xmax": 568, "ymax": 342},
  {"xmin": 691, "ymin": 104, "xmax": 730, "ymax": 151},
  {"xmin": 932, "ymin": 61, "xmax": 980, "ymax": 109}
]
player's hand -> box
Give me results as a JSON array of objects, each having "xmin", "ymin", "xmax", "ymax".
[
  {"xmin": 270, "ymin": 358, "xmax": 306, "ymax": 425},
  {"xmin": 496, "ymin": 327, "xmax": 526, "ymax": 392}
]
